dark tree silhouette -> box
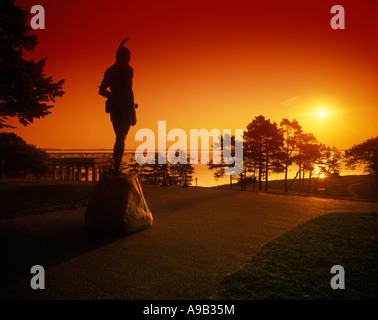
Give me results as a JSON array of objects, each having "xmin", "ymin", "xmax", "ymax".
[
  {"xmin": 208, "ymin": 157, "xmax": 236, "ymax": 188},
  {"xmin": 317, "ymin": 144, "xmax": 342, "ymax": 176},
  {"xmin": 301, "ymin": 142, "xmax": 321, "ymax": 189},
  {"xmin": 280, "ymin": 118, "xmax": 302, "ymax": 192},
  {"xmin": 345, "ymin": 136, "xmax": 378, "ymax": 191},
  {"xmin": 169, "ymin": 151, "xmax": 195, "ymax": 187},
  {"xmin": 123, "ymin": 155, "xmax": 141, "ymax": 175},
  {"xmin": 0, "ymin": 132, "xmax": 50, "ymax": 177},
  {"xmin": 294, "ymin": 132, "xmax": 317, "ymax": 189},
  {"xmin": 207, "ymin": 133, "xmax": 241, "ymax": 189},
  {"xmin": 131, "ymin": 152, "xmax": 190, "ymax": 186},
  {"xmin": 0, "ymin": 0, "xmax": 65, "ymax": 129},
  {"xmin": 138, "ymin": 153, "xmax": 167, "ymax": 185},
  {"xmin": 158, "ymin": 162, "xmax": 170, "ymax": 186},
  {"xmin": 244, "ymin": 115, "xmax": 284, "ymax": 191},
  {"xmin": 240, "ymin": 154, "xmax": 258, "ymax": 190}
]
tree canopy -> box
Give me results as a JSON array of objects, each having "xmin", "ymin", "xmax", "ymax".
[
  {"xmin": 0, "ymin": 132, "xmax": 50, "ymax": 177},
  {"xmin": 207, "ymin": 134, "xmax": 242, "ymax": 189},
  {"xmin": 244, "ymin": 115, "xmax": 284, "ymax": 191},
  {"xmin": 126, "ymin": 152, "xmax": 195, "ymax": 187},
  {"xmin": 280, "ymin": 118, "xmax": 302, "ymax": 192},
  {"xmin": 345, "ymin": 136, "xmax": 378, "ymax": 191},
  {"xmin": 0, "ymin": 0, "xmax": 65, "ymax": 128}
]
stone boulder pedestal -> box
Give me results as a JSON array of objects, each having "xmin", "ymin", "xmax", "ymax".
[{"xmin": 85, "ymin": 174, "xmax": 153, "ymax": 234}]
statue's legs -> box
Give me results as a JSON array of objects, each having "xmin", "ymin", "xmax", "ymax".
[{"xmin": 112, "ymin": 120, "xmax": 130, "ymax": 175}]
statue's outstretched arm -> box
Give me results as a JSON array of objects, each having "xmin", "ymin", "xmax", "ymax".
[{"xmin": 99, "ymin": 80, "xmax": 111, "ymax": 99}]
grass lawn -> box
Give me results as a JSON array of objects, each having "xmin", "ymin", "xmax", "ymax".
[
  {"xmin": 0, "ymin": 180, "xmax": 94, "ymax": 220},
  {"xmin": 214, "ymin": 212, "xmax": 378, "ymax": 300}
]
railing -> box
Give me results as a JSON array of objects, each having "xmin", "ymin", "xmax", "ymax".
[
  {"xmin": 47, "ymin": 152, "xmax": 113, "ymax": 159},
  {"xmin": 44, "ymin": 149, "xmax": 115, "ymax": 159}
]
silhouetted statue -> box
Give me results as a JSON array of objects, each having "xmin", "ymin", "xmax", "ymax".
[{"xmin": 99, "ymin": 37, "xmax": 136, "ymax": 175}]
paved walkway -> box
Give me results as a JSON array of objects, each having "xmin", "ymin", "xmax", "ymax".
[{"xmin": 0, "ymin": 186, "xmax": 377, "ymax": 299}]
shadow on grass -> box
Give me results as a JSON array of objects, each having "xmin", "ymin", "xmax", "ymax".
[{"xmin": 214, "ymin": 212, "xmax": 378, "ymax": 300}]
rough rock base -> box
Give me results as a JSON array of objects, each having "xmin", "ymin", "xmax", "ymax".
[{"xmin": 85, "ymin": 174, "xmax": 153, "ymax": 234}]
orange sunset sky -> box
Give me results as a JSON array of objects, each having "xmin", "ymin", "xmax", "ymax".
[{"xmin": 5, "ymin": 0, "xmax": 378, "ymax": 151}]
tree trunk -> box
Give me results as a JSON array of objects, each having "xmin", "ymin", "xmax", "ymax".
[
  {"xmin": 265, "ymin": 158, "xmax": 269, "ymax": 191},
  {"xmin": 288, "ymin": 170, "xmax": 300, "ymax": 191},
  {"xmin": 258, "ymin": 138, "xmax": 262, "ymax": 191},
  {"xmin": 183, "ymin": 169, "xmax": 188, "ymax": 187},
  {"xmin": 374, "ymin": 149, "xmax": 378, "ymax": 192},
  {"xmin": 253, "ymin": 170, "xmax": 256, "ymax": 191},
  {"xmin": 300, "ymin": 169, "xmax": 305, "ymax": 191},
  {"xmin": 298, "ymin": 145, "xmax": 302, "ymax": 187},
  {"xmin": 265, "ymin": 143, "xmax": 269, "ymax": 192},
  {"xmin": 243, "ymin": 162, "xmax": 247, "ymax": 190},
  {"xmin": 162, "ymin": 166, "xmax": 168, "ymax": 186},
  {"xmin": 284, "ymin": 163, "xmax": 288, "ymax": 192},
  {"xmin": 308, "ymin": 170, "xmax": 312, "ymax": 192}
]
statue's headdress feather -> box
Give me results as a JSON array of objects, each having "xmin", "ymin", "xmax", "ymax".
[{"xmin": 119, "ymin": 37, "xmax": 130, "ymax": 48}]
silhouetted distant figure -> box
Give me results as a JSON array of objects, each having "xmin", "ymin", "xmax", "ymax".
[{"xmin": 99, "ymin": 37, "xmax": 136, "ymax": 175}]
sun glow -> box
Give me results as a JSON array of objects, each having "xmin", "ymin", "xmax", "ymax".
[
  {"xmin": 317, "ymin": 109, "xmax": 327, "ymax": 117},
  {"xmin": 314, "ymin": 165, "xmax": 327, "ymax": 179}
]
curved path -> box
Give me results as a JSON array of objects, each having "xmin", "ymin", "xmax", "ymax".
[
  {"xmin": 346, "ymin": 181, "xmax": 366, "ymax": 199},
  {"xmin": 0, "ymin": 186, "xmax": 377, "ymax": 299}
]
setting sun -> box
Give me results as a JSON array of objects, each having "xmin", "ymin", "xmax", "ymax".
[{"xmin": 317, "ymin": 110, "xmax": 327, "ymax": 117}]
